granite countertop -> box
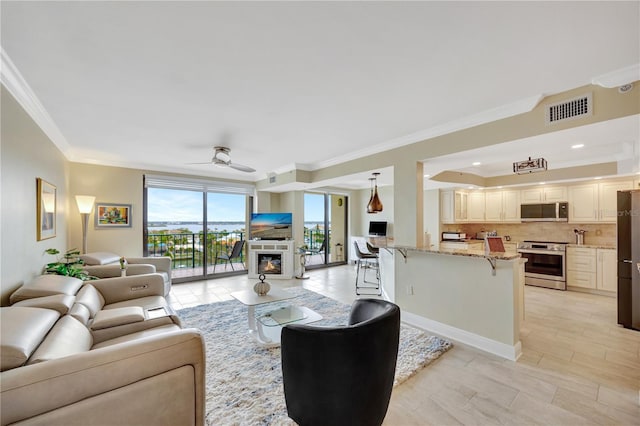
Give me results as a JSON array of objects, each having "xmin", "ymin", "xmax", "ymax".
[
  {"xmin": 367, "ymin": 237, "xmax": 521, "ymax": 261},
  {"xmin": 567, "ymin": 244, "xmax": 616, "ymax": 250}
]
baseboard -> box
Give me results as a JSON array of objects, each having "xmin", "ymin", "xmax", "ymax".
[{"xmin": 401, "ymin": 310, "xmax": 522, "ymax": 361}]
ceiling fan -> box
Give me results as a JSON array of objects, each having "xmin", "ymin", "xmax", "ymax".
[{"xmin": 189, "ymin": 146, "xmax": 256, "ymax": 173}]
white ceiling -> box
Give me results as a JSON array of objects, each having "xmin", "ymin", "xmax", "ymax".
[{"xmin": 1, "ymin": 1, "xmax": 639, "ymax": 189}]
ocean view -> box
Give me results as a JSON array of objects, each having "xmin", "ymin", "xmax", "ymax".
[{"xmin": 148, "ymin": 222, "xmax": 325, "ymax": 234}]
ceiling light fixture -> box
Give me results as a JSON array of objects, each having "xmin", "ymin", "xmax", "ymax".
[
  {"xmin": 472, "ymin": 162, "xmax": 481, "ymax": 166},
  {"xmin": 571, "ymin": 144, "xmax": 585, "ymax": 149},
  {"xmin": 513, "ymin": 156, "xmax": 547, "ymax": 174},
  {"xmin": 366, "ymin": 172, "xmax": 383, "ymax": 214}
]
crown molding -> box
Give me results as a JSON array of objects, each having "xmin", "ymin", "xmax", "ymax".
[
  {"xmin": 307, "ymin": 94, "xmax": 545, "ymax": 171},
  {"xmin": 592, "ymin": 64, "xmax": 640, "ymax": 88},
  {"xmin": 1, "ymin": 48, "xmax": 72, "ymax": 156}
]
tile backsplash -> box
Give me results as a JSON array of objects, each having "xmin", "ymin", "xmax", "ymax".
[{"xmin": 442, "ymin": 223, "xmax": 616, "ymax": 248}]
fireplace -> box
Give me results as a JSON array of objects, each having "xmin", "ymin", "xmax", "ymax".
[
  {"xmin": 258, "ymin": 253, "xmax": 282, "ymax": 275},
  {"xmin": 248, "ymin": 240, "xmax": 295, "ymax": 279}
]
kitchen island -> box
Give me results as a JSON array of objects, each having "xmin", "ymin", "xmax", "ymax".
[{"xmin": 370, "ymin": 237, "xmax": 526, "ymax": 361}]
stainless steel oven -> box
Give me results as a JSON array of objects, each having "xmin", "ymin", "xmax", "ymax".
[{"xmin": 517, "ymin": 241, "xmax": 567, "ymax": 290}]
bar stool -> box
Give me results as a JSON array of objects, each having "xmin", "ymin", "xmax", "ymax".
[{"xmin": 353, "ymin": 241, "xmax": 380, "ymax": 296}]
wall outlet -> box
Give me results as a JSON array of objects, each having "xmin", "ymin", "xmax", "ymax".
[
  {"xmin": 406, "ymin": 285, "xmax": 414, "ymax": 295},
  {"xmin": 595, "ymin": 229, "xmax": 602, "ymax": 236}
]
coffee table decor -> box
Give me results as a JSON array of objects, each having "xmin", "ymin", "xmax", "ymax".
[
  {"xmin": 253, "ymin": 273, "xmax": 271, "ymax": 296},
  {"xmin": 177, "ymin": 287, "xmax": 453, "ymax": 425}
]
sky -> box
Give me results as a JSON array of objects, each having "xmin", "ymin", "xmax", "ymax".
[{"xmin": 148, "ymin": 188, "xmax": 326, "ymax": 222}]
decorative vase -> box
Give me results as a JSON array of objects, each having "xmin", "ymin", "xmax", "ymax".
[{"xmin": 253, "ymin": 274, "xmax": 270, "ymax": 296}]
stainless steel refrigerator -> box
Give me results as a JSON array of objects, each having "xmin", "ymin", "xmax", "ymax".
[{"xmin": 617, "ymin": 190, "xmax": 640, "ymax": 331}]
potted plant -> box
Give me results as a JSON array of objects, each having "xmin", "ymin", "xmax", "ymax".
[{"xmin": 45, "ymin": 248, "xmax": 98, "ymax": 281}]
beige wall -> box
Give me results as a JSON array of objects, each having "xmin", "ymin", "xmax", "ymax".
[
  {"xmin": 69, "ymin": 163, "xmax": 144, "ymax": 257},
  {"xmin": 1, "ymin": 88, "xmax": 69, "ymax": 306}
]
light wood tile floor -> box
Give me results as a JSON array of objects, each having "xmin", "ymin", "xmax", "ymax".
[{"xmin": 168, "ymin": 265, "xmax": 640, "ymax": 425}]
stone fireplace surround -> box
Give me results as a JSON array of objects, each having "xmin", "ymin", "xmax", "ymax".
[{"xmin": 248, "ymin": 240, "xmax": 295, "ymax": 279}]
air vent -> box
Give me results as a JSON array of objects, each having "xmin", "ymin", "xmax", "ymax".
[{"xmin": 545, "ymin": 93, "xmax": 592, "ymax": 125}]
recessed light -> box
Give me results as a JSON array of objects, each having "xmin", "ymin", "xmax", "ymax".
[
  {"xmin": 497, "ymin": 186, "xmax": 503, "ymax": 189},
  {"xmin": 594, "ymin": 176, "xmax": 602, "ymax": 180},
  {"xmin": 424, "ymin": 174, "xmax": 431, "ymax": 178},
  {"xmin": 472, "ymin": 162, "xmax": 481, "ymax": 166},
  {"xmin": 571, "ymin": 144, "xmax": 585, "ymax": 149},
  {"xmin": 539, "ymin": 182, "xmax": 546, "ymax": 185},
  {"xmin": 467, "ymin": 186, "xmax": 474, "ymax": 189}
]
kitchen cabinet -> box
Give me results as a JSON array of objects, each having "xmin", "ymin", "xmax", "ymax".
[
  {"xmin": 467, "ymin": 192, "xmax": 485, "ymax": 222},
  {"xmin": 485, "ymin": 190, "xmax": 520, "ymax": 222},
  {"xmin": 440, "ymin": 190, "xmax": 468, "ymax": 223},
  {"xmin": 596, "ymin": 248, "xmax": 617, "ymax": 292},
  {"xmin": 521, "ymin": 186, "xmax": 567, "ymax": 203},
  {"xmin": 568, "ymin": 184, "xmax": 599, "ymax": 222},
  {"xmin": 567, "ymin": 246, "xmax": 616, "ymax": 293},
  {"xmin": 568, "ymin": 180, "xmax": 633, "ymax": 223},
  {"xmin": 440, "ymin": 190, "xmax": 455, "ymax": 224},
  {"xmin": 598, "ymin": 180, "xmax": 634, "ymax": 222},
  {"xmin": 567, "ymin": 247, "xmax": 597, "ymax": 289}
]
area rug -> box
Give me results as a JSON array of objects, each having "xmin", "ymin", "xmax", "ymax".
[{"xmin": 177, "ymin": 287, "xmax": 452, "ymax": 426}]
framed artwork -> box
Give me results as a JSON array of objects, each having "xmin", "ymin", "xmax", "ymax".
[
  {"xmin": 95, "ymin": 202, "xmax": 132, "ymax": 228},
  {"xmin": 36, "ymin": 178, "xmax": 57, "ymax": 241}
]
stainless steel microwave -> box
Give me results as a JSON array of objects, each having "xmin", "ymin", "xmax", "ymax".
[{"xmin": 520, "ymin": 202, "xmax": 568, "ymax": 222}]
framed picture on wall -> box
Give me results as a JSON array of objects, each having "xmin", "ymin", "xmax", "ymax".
[
  {"xmin": 36, "ymin": 177, "xmax": 57, "ymax": 240},
  {"xmin": 95, "ymin": 202, "xmax": 132, "ymax": 228}
]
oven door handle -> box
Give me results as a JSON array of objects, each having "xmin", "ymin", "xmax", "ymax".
[{"xmin": 517, "ymin": 249, "xmax": 565, "ymax": 256}]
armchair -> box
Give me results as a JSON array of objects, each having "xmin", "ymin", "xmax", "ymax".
[{"xmin": 281, "ymin": 298, "xmax": 400, "ymax": 426}]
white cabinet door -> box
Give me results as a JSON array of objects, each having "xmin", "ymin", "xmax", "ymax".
[
  {"xmin": 502, "ymin": 190, "xmax": 521, "ymax": 222},
  {"xmin": 568, "ymin": 184, "xmax": 598, "ymax": 222},
  {"xmin": 521, "ymin": 188, "xmax": 543, "ymax": 203},
  {"xmin": 440, "ymin": 190, "xmax": 455, "ymax": 224},
  {"xmin": 467, "ymin": 192, "xmax": 485, "ymax": 222},
  {"xmin": 597, "ymin": 249, "xmax": 617, "ymax": 292},
  {"xmin": 598, "ymin": 181, "xmax": 633, "ymax": 222},
  {"xmin": 544, "ymin": 186, "xmax": 568, "ymax": 202},
  {"xmin": 455, "ymin": 191, "xmax": 468, "ymax": 222},
  {"xmin": 567, "ymin": 247, "xmax": 597, "ymax": 289},
  {"xmin": 521, "ymin": 186, "xmax": 566, "ymax": 203},
  {"xmin": 484, "ymin": 191, "xmax": 503, "ymax": 222}
]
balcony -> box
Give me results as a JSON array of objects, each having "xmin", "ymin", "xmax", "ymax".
[{"xmin": 146, "ymin": 228, "xmax": 340, "ymax": 280}]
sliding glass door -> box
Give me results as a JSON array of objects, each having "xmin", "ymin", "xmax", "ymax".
[
  {"xmin": 303, "ymin": 192, "xmax": 347, "ymax": 268},
  {"xmin": 144, "ymin": 176, "xmax": 253, "ymax": 283}
]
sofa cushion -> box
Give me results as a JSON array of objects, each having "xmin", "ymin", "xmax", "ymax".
[
  {"xmin": 79, "ymin": 252, "xmax": 120, "ymax": 266},
  {"xmin": 104, "ymin": 295, "xmax": 168, "ymax": 311},
  {"xmin": 1, "ymin": 307, "xmax": 60, "ymax": 371},
  {"xmin": 91, "ymin": 307, "xmax": 145, "ymax": 330},
  {"xmin": 91, "ymin": 324, "xmax": 181, "ymax": 349},
  {"xmin": 9, "ymin": 275, "xmax": 83, "ymax": 304},
  {"xmin": 69, "ymin": 302, "xmax": 91, "ymax": 325},
  {"xmin": 75, "ymin": 284, "xmax": 105, "ymax": 318},
  {"xmin": 27, "ymin": 315, "xmax": 93, "ymax": 364},
  {"xmin": 11, "ymin": 294, "xmax": 75, "ymax": 315}
]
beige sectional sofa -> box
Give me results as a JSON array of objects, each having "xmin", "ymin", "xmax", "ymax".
[
  {"xmin": 79, "ymin": 252, "xmax": 173, "ymax": 297},
  {"xmin": 1, "ymin": 274, "xmax": 205, "ymax": 426}
]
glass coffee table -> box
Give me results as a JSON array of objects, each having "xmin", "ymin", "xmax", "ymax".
[{"xmin": 230, "ymin": 287, "xmax": 322, "ymax": 347}]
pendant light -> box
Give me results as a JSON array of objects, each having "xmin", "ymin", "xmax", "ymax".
[
  {"xmin": 366, "ymin": 172, "xmax": 383, "ymax": 214},
  {"xmin": 366, "ymin": 178, "xmax": 376, "ymax": 214}
]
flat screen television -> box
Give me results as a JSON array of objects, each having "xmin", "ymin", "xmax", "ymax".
[
  {"xmin": 250, "ymin": 212, "xmax": 293, "ymax": 240},
  {"xmin": 368, "ymin": 221, "xmax": 387, "ymax": 236}
]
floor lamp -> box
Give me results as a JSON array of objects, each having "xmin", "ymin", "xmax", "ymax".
[{"xmin": 75, "ymin": 195, "xmax": 95, "ymax": 254}]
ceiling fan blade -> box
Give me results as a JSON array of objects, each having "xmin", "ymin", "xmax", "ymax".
[{"xmin": 228, "ymin": 162, "xmax": 256, "ymax": 173}]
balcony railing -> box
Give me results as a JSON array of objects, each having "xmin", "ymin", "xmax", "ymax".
[
  {"xmin": 147, "ymin": 231, "xmax": 246, "ymax": 271},
  {"xmin": 146, "ymin": 227, "xmax": 334, "ymax": 275}
]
